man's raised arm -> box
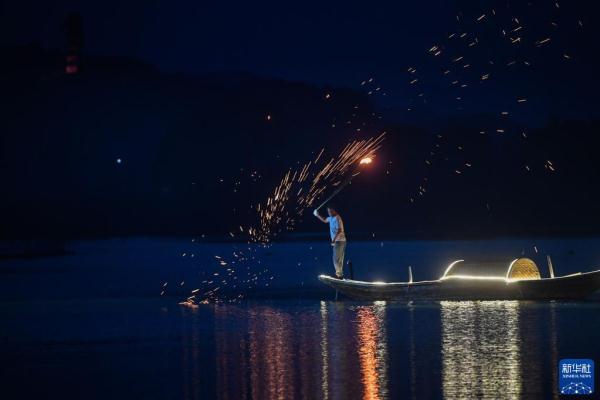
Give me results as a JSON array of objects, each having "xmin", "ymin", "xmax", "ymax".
[{"xmin": 313, "ymin": 209, "xmax": 328, "ymax": 223}]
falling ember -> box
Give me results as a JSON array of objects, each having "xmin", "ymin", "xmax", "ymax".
[
  {"xmin": 249, "ymin": 133, "xmax": 385, "ymax": 244},
  {"xmin": 178, "ymin": 0, "xmax": 589, "ymax": 301},
  {"xmin": 535, "ymin": 37, "xmax": 551, "ymax": 46},
  {"xmin": 179, "ymin": 300, "xmax": 199, "ymax": 309}
]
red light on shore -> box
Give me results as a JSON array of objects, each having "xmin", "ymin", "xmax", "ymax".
[{"xmin": 65, "ymin": 64, "xmax": 78, "ymax": 74}]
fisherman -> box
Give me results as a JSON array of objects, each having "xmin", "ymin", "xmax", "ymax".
[{"xmin": 313, "ymin": 205, "xmax": 347, "ymax": 279}]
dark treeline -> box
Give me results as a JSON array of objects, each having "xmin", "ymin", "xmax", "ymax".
[{"xmin": 1, "ymin": 44, "xmax": 599, "ymax": 239}]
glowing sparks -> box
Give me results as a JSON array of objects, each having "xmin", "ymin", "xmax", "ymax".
[
  {"xmin": 176, "ymin": 134, "xmax": 385, "ymax": 305},
  {"xmin": 249, "ymin": 133, "xmax": 385, "ymax": 244},
  {"xmin": 535, "ymin": 37, "xmax": 551, "ymax": 46},
  {"xmin": 175, "ymin": 0, "xmax": 580, "ymax": 304}
]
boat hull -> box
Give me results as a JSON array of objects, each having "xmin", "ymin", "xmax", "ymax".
[{"xmin": 319, "ymin": 270, "xmax": 600, "ymax": 301}]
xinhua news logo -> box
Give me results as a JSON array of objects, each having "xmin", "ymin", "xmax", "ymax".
[{"xmin": 559, "ymin": 359, "xmax": 594, "ymax": 395}]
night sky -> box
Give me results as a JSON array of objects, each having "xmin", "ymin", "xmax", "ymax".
[
  {"xmin": 3, "ymin": 0, "xmax": 457, "ymax": 81},
  {"xmin": 3, "ymin": 0, "xmax": 599, "ymax": 120},
  {"xmin": 1, "ymin": 0, "xmax": 600, "ymax": 238}
]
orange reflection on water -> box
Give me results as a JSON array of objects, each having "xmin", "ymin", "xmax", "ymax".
[
  {"xmin": 211, "ymin": 302, "xmax": 390, "ymax": 400},
  {"xmin": 248, "ymin": 308, "xmax": 294, "ymax": 400},
  {"xmin": 356, "ymin": 302, "xmax": 388, "ymax": 400}
]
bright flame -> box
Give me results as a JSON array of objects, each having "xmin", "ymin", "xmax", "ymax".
[{"xmin": 360, "ymin": 157, "xmax": 373, "ymax": 165}]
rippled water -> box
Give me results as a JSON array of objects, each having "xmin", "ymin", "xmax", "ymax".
[
  {"xmin": 1, "ymin": 238, "xmax": 599, "ymax": 399},
  {"xmin": 2, "ymin": 298, "xmax": 599, "ymax": 399}
]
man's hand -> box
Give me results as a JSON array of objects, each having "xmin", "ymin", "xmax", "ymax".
[{"xmin": 313, "ymin": 209, "xmax": 327, "ymax": 223}]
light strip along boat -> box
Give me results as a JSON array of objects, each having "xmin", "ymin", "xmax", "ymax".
[{"xmin": 319, "ymin": 257, "xmax": 600, "ymax": 301}]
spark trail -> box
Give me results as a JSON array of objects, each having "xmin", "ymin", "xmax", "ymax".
[{"xmin": 178, "ymin": 133, "xmax": 385, "ymax": 306}]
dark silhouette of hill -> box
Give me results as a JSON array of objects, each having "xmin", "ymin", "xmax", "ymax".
[{"xmin": 1, "ymin": 44, "xmax": 599, "ymax": 239}]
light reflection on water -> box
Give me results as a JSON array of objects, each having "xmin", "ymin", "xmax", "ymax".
[
  {"xmin": 320, "ymin": 301, "xmax": 329, "ymax": 400},
  {"xmin": 3, "ymin": 297, "xmax": 595, "ymax": 399},
  {"xmin": 186, "ymin": 300, "xmax": 574, "ymax": 399},
  {"xmin": 248, "ymin": 308, "xmax": 294, "ymax": 399},
  {"xmin": 355, "ymin": 302, "xmax": 388, "ymax": 400},
  {"xmin": 441, "ymin": 301, "xmax": 522, "ymax": 400}
]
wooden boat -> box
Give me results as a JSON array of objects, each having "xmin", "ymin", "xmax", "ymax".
[{"xmin": 319, "ymin": 258, "xmax": 600, "ymax": 301}]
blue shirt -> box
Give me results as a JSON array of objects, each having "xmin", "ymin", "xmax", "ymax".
[{"xmin": 326, "ymin": 215, "xmax": 346, "ymax": 242}]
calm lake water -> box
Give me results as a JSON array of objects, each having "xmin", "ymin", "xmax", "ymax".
[{"xmin": 1, "ymin": 238, "xmax": 599, "ymax": 399}]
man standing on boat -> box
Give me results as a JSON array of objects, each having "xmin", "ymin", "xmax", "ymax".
[{"xmin": 313, "ymin": 205, "xmax": 347, "ymax": 279}]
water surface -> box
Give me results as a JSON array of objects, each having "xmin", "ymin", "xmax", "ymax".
[{"xmin": 1, "ymin": 238, "xmax": 599, "ymax": 399}]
